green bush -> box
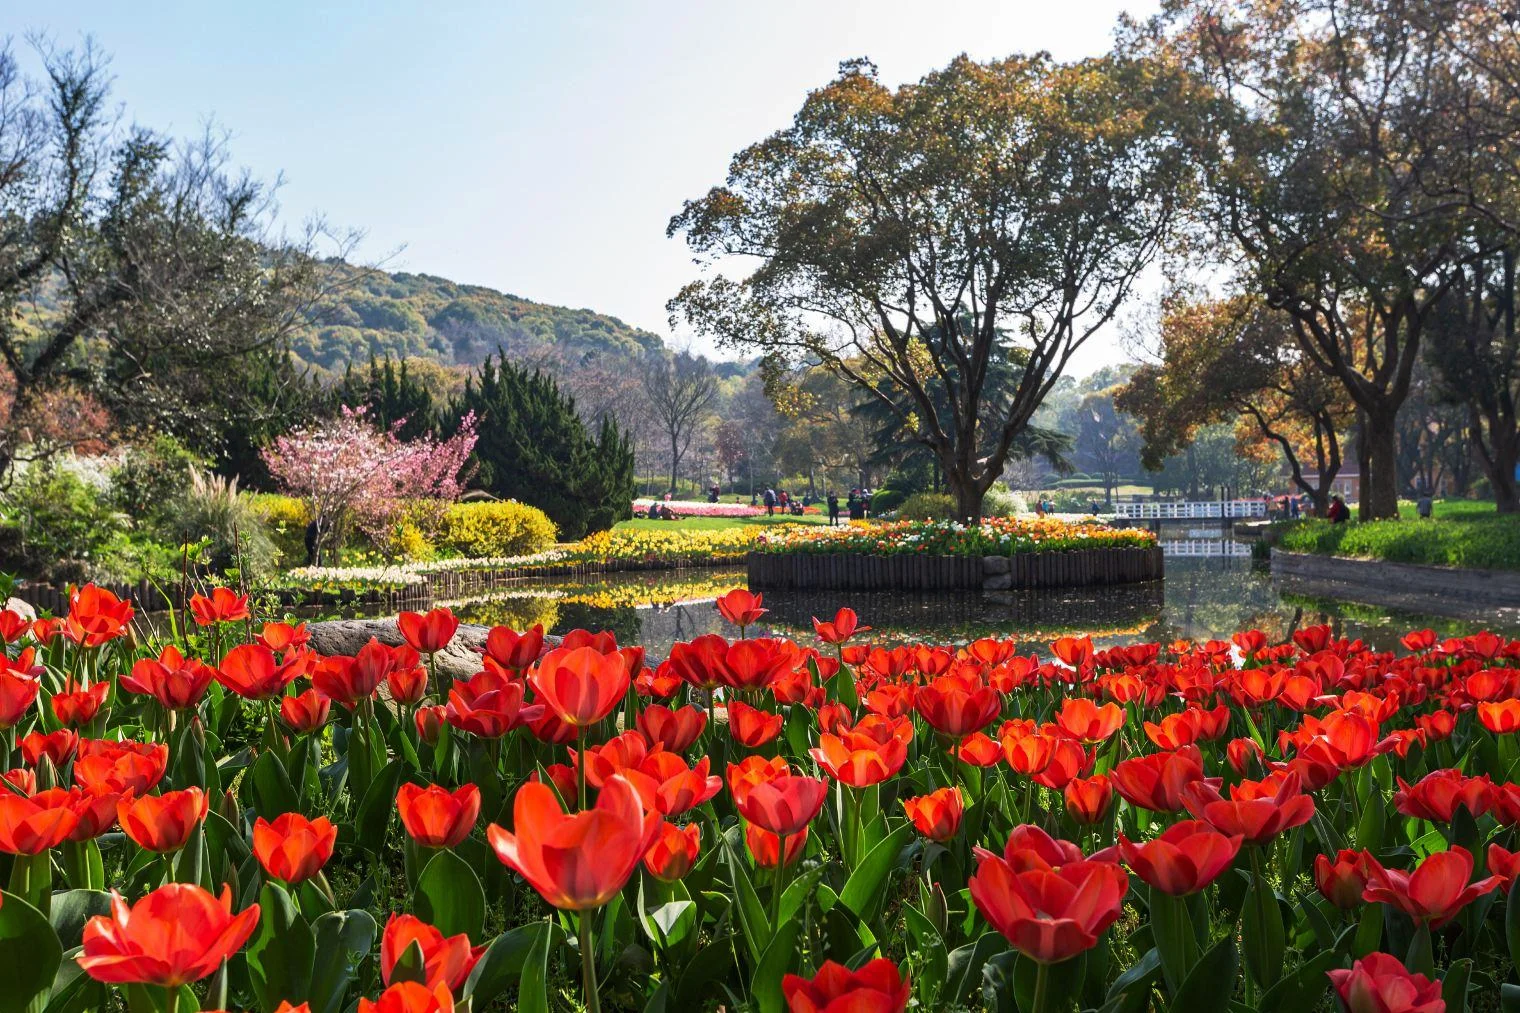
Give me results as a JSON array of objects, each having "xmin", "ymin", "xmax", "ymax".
[
  {"xmin": 166, "ymin": 470, "xmax": 277, "ymax": 578},
  {"xmin": 110, "ymin": 435, "xmax": 203, "ymax": 526},
  {"xmin": 1277, "ymin": 514, "xmax": 1520, "ymax": 571},
  {"xmin": 896, "ymin": 492, "xmax": 955, "ymax": 521},
  {"xmin": 436, "ymin": 500, "xmax": 558, "ymax": 558},
  {"xmin": 246, "ymin": 493, "xmax": 312, "ymax": 564}
]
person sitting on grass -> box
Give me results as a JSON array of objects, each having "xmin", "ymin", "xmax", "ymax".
[{"xmin": 1327, "ymin": 495, "xmax": 1350, "ymax": 524}]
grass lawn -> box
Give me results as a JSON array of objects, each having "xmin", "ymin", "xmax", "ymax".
[
  {"xmin": 615, "ymin": 513, "xmax": 831, "ymax": 532},
  {"xmin": 1276, "ymin": 498, "xmax": 1520, "ymax": 571}
]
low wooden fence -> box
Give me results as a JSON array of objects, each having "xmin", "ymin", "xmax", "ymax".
[{"xmin": 748, "ymin": 547, "xmax": 1163, "ymax": 591}]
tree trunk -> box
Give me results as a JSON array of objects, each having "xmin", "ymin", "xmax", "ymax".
[
  {"xmin": 668, "ymin": 434, "xmax": 679, "ymax": 495},
  {"xmin": 1361, "ymin": 409, "xmax": 1400, "ymax": 519}
]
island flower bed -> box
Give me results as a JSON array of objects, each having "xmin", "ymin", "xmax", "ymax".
[
  {"xmin": 754, "ymin": 516, "xmax": 1157, "ymax": 556},
  {"xmin": 633, "ymin": 498, "xmax": 767, "ymax": 518},
  {"xmin": 2, "ymin": 584, "xmax": 1518, "ymax": 1012}
]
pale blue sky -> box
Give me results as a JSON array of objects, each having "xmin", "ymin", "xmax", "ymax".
[{"xmin": 9, "ymin": 1, "xmax": 1158, "ymax": 369}]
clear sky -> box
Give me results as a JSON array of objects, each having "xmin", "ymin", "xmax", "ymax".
[{"xmin": 9, "ymin": 0, "xmax": 1158, "ymax": 371}]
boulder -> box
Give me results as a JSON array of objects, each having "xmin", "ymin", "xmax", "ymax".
[
  {"xmin": 981, "ymin": 555, "xmax": 1011, "ymax": 575},
  {"xmin": 305, "ymin": 619, "xmax": 503, "ymax": 681},
  {"xmin": 982, "ymin": 573, "xmax": 1013, "ymax": 591},
  {"xmin": 4, "ymin": 598, "xmax": 36, "ymax": 622}
]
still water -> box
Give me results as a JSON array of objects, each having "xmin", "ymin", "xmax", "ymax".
[{"xmin": 443, "ymin": 539, "xmax": 1520, "ymax": 658}]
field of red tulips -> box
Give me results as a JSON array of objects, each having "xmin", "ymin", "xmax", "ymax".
[{"xmin": 2, "ymin": 584, "xmax": 1520, "ymax": 1013}]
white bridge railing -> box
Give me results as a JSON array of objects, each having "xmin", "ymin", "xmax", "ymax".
[
  {"xmin": 1160, "ymin": 539, "xmax": 1254, "ymax": 558},
  {"xmin": 1111, "ymin": 499, "xmax": 1268, "ymax": 520}
]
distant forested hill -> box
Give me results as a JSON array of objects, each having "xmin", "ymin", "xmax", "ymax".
[{"xmin": 289, "ymin": 263, "xmax": 666, "ymax": 373}]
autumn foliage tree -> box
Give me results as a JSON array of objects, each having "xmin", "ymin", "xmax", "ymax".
[{"xmin": 669, "ymin": 55, "xmax": 1192, "ymax": 520}]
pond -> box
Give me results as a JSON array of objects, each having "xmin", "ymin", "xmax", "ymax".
[{"xmin": 432, "ymin": 537, "xmax": 1520, "ymax": 658}]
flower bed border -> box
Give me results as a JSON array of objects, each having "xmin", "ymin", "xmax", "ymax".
[
  {"xmin": 1270, "ymin": 550, "xmax": 1520, "ymax": 619},
  {"xmin": 748, "ymin": 546, "xmax": 1163, "ymax": 591}
]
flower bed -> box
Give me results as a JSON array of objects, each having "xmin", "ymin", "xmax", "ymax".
[
  {"xmin": 755, "ymin": 516, "xmax": 1157, "ymax": 555},
  {"xmin": 633, "ymin": 498, "xmax": 767, "ymax": 518},
  {"xmin": 3, "ymin": 583, "xmax": 1518, "ymax": 1011}
]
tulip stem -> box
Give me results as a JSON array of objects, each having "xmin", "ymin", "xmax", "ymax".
[
  {"xmin": 580, "ymin": 909, "xmax": 601, "ymax": 1013},
  {"xmin": 771, "ymin": 833, "xmax": 789, "ymax": 926},
  {"xmin": 576, "ymin": 726, "xmax": 588, "ymax": 811},
  {"xmin": 1032, "ymin": 961, "xmax": 1050, "ymax": 1013},
  {"xmin": 163, "ymin": 985, "xmax": 179, "ymax": 1013}
]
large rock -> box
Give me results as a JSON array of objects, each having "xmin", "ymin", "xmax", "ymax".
[
  {"xmin": 305, "ymin": 619, "xmax": 503, "ymax": 681},
  {"xmin": 981, "ymin": 555, "xmax": 1011, "ymax": 575},
  {"xmin": 982, "ymin": 573, "xmax": 1013, "ymax": 591},
  {"xmin": 4, "ymin": 598, "xmax": 35, "ymax": 621}
]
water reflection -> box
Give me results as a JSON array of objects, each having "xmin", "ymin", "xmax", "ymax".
[{"xmin": 443, "ymin": 538, "xmax": 1520, "ymax": 658}]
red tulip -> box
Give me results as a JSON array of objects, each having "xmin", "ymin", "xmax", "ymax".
[
  {"xmin": 64, "ymin": 584, "xmax": 134, "ymax": 648},
  {"xmin": 726, "ymin": 755, "xmax": 790, "ymax": 805},
  {"xmin": 1327, "ymin": 953, "xmax": 1443, "ymax": 1013},
  {"xmin": 624, "ymin": 752, "xmax": 721, "ymax": 816},
  {"xmin": 118, "ymin": 787, "xmax": 207, "ymax": 853},
  {"xmin": 957, "ymin": 731, "xmax": 1003, "ymax": 766},
  {"xmin": 380, "ymin": 913, "xmax": 483, "ymax": 992},
  {"xmin": 1226, "ymin": 737, "xmax": 1265, "ymax": 776},
  {"xmin": 915, "ymin": 672, "xmax": 1001, "ymax": 737},
  {"xmin": 483, "ymin": 624, "xmax": 545, "ymax": 674},
  {"xmin": 77, "ymin": 884, "xmax": 260, "ymax": 987},
  {"xmin": 122, "ymin": 646, "xmax": 216, "ymax": 711},
  {"xmin": 1050, "ymin": 635, "xmax": 1094, "ymax": 670},
  {"xmin": 736, "ymin": 774, "xmax": 827, "ymax": 837},
  {"xmin": 1064, "ymin": 775, "xmax": 1113, "ymax": 825},
  {"xmin": 65, "ymin": 787, "xmax": 122, "ymax": 842},
  {"xmin": 1143, "ymin": 711, "xmax": 1202, "ymax": 751},
  {"xmin": 1182, "ymin": 771, "xmax": 1316, "ymax": 845},
  {"xmin": 902, "ymin": 787, "xmax": 963, "ymax": 842},
  {"xmin": 1315, "ymin": 849, "xmax": 1375, "ymax": 909},
  {"xmin": 716, "ymin": 588, "xmax": 767, "ymax": 630},
  {"xmin": 1117, "ymin": 820, "xmax": 1242, "ymax": 895},
  {"xmin": 397, "ymin": 607, "xmax": 459, "ymax": 654},
  {"xmin": 2, "ymin": 767, "xmax": 34, "ymax": 795},
  {"xmin": 1054, "ymin": 698, "xmax": 1124, "ymax": 744},
  {"xmin": 1488, "ymin": 843, "xmax": 1520, "ymax": 892},
  {"xmin": 188, "ymin": 587, "xmax": 250, "ymax": 626},
  {"xmin": 727, "ymin": 700, "xmax": 784, "ymax": 747},
  {"xmin": 813, "ymin": 607, "xmax": 868, "ymax": 645},
  {"xmin": 415, "ymin": 705, "xmax": 445, "ymax": 744},
  {"xmin": 358, "ymin": 982, "xmax": 456, "ymax": 1013},
  {"xmin": 969, "ymin": 852, "xmax": 1127, "ymax": 963},
  {"xmin": 397, "ymin": 783, "xmax": 480, "ymax": 848},
  {"xmin": 643, "ymin": 821, "xmax": 701, "ymax": 881},
  {"xmin": 1032, "ymin": 736, "xmax": 1096, "ymax": 791},
  {"xmin": 1393, "ymin": 768, "xmax": 1494, "ymax": 823},
  {"xmin": 73, "ymin": 740, "xmax": 168, "ymax": 796},
  {"xmin": 387, "ymin": 663, "xmax": 429, "ymax": 706},
  {"xmin": 636, "ymin": 704, "xmax": 707, "ymax": 752},
  {"xmin": 20, "ymin": 728, "xmax": 78, "ymax": 768},
  {"xmin": 745, "ymin": 823, "xmax": 808, "ymax": 868},
  {"xmin": 529, "ymin": 645, "xmax": 629, "ymax": 729},
  {"xmin": 313, "ymin": 639, "xmax": 397, "ymax": 708},
  {"xmin": 0, "ymin": 670, "xmax": 40, "ymax": 729},
  {"xmin": 978, "ymin": 824, "xmax": 1088, "ymax": 873},
  {"xmin": 487, "ymin": 774, "xmax": 659, "ymax": 910},
  {"xmin": 0, "ymin": 788, "xmax": 81, "ymax": 853},
  {"xmin": 218, "ymin": 643, "xmax": 300, "ymax": 701},
  {"xmin": 1362, "ymin": 846, "xmax": 1502, "ymax": 927},
  {"xmin": 257, "ymin": 621, "xmax": 310, "ymax": 654},
  {"xmin": 445, "ymin": 669, "xmax": 538, "ymax": 739},
  {"xmin": 811, "ymin": 720, "xmax": 909, "ymax": 787},
  {"xmin": 0, "ymin": 608, "xmax": 27, "ymax": 644},
  {"xmin": 1110, "ymin": 746, "xmax": 1215, "ymax": 813},
  {"xmin": 51, "ymin": 681, "xmax": 109, "ymax": 728},
  {"xmin": 782, "ymin": 958, "xmax": 910, "ymax": 1013},
  {"xmin": 666, "ymin": 634, "xmax": 732, "ymax": 691},
  {"xmin": 280, "ymin": 689, "xmax": 333, "ymax": 734},
  {"xmin": 635, "ymin": 662, "xmax": 683, "ymax": 699},
  {"xmin": 253, "ymin": 812, "xmax": 337, "ymax": 885}
]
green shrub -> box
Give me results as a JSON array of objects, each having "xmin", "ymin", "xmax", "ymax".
[
  {"xmin": 1277, "ymin": 514, "xmax": 1520, "ymax": 571},
  {"xmin": 246, "ymin": 493, "xmax": 312, "ymax": 564},
  {"xmin": 896, "ymin": 492, "xmax": 955, "ymax": 521},
  {"xmin": 983, "ymin": 484, "xmax": 1023, "ymax": 517},
  {"xmin": 110, "ymin": 435, "xmax": 203, "ymax": 526},
  {"xmin": 166, "ymin": 470, "xmax": 278, "ymax": 578},
  {"xmin": 436, "ymin": 500, "xmax": 558, "ymax": 558}
]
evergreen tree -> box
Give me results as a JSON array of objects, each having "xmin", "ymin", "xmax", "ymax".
[
  {"xmin": 339, "ymin": 356, "xmax": 437, "ymax": 439},
  {"xmin": 453, "ymin": 353, "xmax": 634, "ymax": 538}
]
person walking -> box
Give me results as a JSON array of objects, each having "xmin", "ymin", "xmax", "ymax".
[
  {"xmin": 763, "ymin": 487, "xmax": 776, "ymax": 516},
  {"xmin": 827, "ymin": 491, "xmax": 840, "ymax": 526}
]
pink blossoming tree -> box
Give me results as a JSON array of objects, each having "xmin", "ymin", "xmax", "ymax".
[{"xmin": 262, "ymin": 406, "xmax": 478, "ymax": 563}]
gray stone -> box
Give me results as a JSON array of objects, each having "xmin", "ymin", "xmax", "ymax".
[
  {"xmin": 4, "ymin": 598, "xmax": 35, "ymax": 622},
  {"xmin": 305, "ymin": 618, "xmax": 497, "ymax": 681},
  {"xmin": 982, "ymin": 574, "xmax": 1013, "ymax": 591},
  {"xmin": 981, "ymin": 555, "xmax": 1011, "ymax": 575}
]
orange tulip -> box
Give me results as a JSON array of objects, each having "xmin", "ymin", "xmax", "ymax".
[
  {"xmin": 811, "ymin": 717, "xmax": 910, "ymax": 787},
  {"xmin": 188, "ymin": 587, "xmax": 250, "ymax": 626},
  {"xmin": 1117, "ymin": 820, "xmax": 1242, "ymax": 895},
  {"xmin": 726, "ymin": 755, "xmax": 790, "ymax": 805},
  {"xmin": 1064, "ymin": 774, "xmax": 1113, "ymax": 825},
  {"xmin": 727, "ymin": 700, "xmax": 784, "ymax": 747},
  {"xmin": 122, "ymin": 646, "xmax": 216, "ymax": 711},
  {"xmin": 956, "ymin": 731, "xmax": 1003, "ymax": 766},
  {"xmin": 387, "ymin": 663, "xmax": 429, "ymax": 706},
  {"xmin": 1050, "ymin": 635, "xmax": 1094, "ymax": 670},
  {"xmin": 51, "ymin": 681, "xmax": 109, "ymax": 728},
  {"xmin": 280, "ymin": 689, "xmax": 332, "ymax": 735},
  {"xmin": 77, "ymin": 883, "xmax": 260, "ymax": 987},
  {"xmin": 358, "ymin": 982, "xmax": 456, "ymax": 1013},
  {"xmin": 716, "ymin": 588, "xmax": 767, "ymax": 630},
  {"xmin": 915, "ymin": 672, "xmax": 1001, "ymax": 737},
  {"xmin": 73, "ymin": 740, "xmax": 168, "ymax": 796},
  {"xmin": 380, "ymin": 913, "xmax": 483, "ymax": 992},
  {"xmin": 257, "ymin": 621, "xmax": 310, "ymax": 654},
  {"xmin": 902, "ymin": 787, "xmax": 963, "ymax": 842},
  {"xmin": 487, "ymin": 774, "xmax": 659, "ymax": 910},
  {"xmin": 1054, "ymin": 698, "xmax": 1124, "ymax": 744},
  {"xmin": 530, "ymin": 646, "xmax": 629, "ymax": 729},
  {"xmin": 1478, "ymin": 700, "xmax": 1520, "ymax": 734},
  {"xmin": 118, "ymin": 787, "xmax": 207, "ymax": 853},
  {"xmin": 812, "ymin": 607, "xmax": 868, "ymax": 645},
  {"xmin": 397, "ymin": 782, "xmax": 481, "ymax": 848},
  {"xmin": 736, "ymin": 774, "xmax": 827, "ymax": 837},
  {"xmin": 253, "ymin": 812, "xmax": 337, "ymax": 885},
  {"xmin": 398, "ymin": 607, "xmax": 460, "ymax": 654},
  {"xmin": 969, "ymin": 853, "xmax": 1127, "ymax": 964},
  {"xmin": 0, "ymin": 788, "xmax": 81, "ymax": 853},
  {"xmin": 623, "ymin": 752, "xmax": 721, "ymax": 816},
  {"xmin": 782, "ymin": 958, "xmax": 910, "ymax": 1013},
  {"xmin": 643, "ymin": 821, "xmax": 701, "ymax": 881},
  {"xmin": 636, "ymin": 703, "xmax": 707, "ymax": 752},
  {"xmin": 445, "ymin": 669, "xmax": 538, "ymax": 739},
  {"xmin": 745, "ymin": 822, "xmax": 808, "ymax": 868}
]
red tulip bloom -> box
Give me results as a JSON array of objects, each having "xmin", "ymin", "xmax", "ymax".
[
  {"xmin": 1050, "ymin": 635, "xmax": 1094, "ymax": 671},
  {"xmin": 73, "ymin": 740, "xmax": 168, "ymax": 796},
  {"xmin": 666, "ymin": 634, "xmax": 732, "ymax": 691},
  {"xmin": 811, "ymin": 724, "xmax": 909, "ymax": 787},
  {"xmin": 0, "ymin": 788, "xmax": 81, "ymax": 853},
  {"xmin": 1226, "ymin": 737, "xmax": 1265, "ymax": 776},
  {"xmin": 716, "ymin": 588, "xmax": 767, "ymax": 630},
  {"xmin": 969, "ymin": 852, "xmax": 1127, "ymax": 963},
  {"xmin": 1394, "ymin": 768, "xmax": 1494, "ymax": 823},
  {"xmin": 813, "ymin": 608, "xmax": 868, "ymax": 645},
  {"xmin": 727, "ymin": 755, "xmax": 790, "ymax": 805},
  {"xmin": 394, "ymin": 607, "xmax": 458, "ymax": 654},
  {"xmin": 1032, "ymin": 736, "xmax": 1096, "ymax": 792},
  {"xmin": 1315, "ymin": 849, "xmax": 1375, "ymax": 909},
  {"xmin": 415, "ymin": 705, "xmax": 445, "ymax": 745},
  {"xmin": 1478, "ymin": 700, "xmax": 1520, "ymax": 734},
  {"xmin": 256, "ymin": 621, "xmax": 309, "ymax": 654},
  {"xmin": 1488, "ymin": 843, "xmax": 1520, "ymax": 892},
  {"xmin": 51, "ymin": 681, "xmax": 109, "ymax": 728},
  {"xmin": 3, "ymin": 767, "xmax": 34, "ymax": 795},
  {"xmin": 902, "ymin": 787, "xmax": 963, "ymax": 842},
  {"xmin": 312, "ymin": 639, "xmax": 397, "ymax": 708},
  {"xmin": 64, "ymin": 584, "xmax": 134, "ymax": 648},
  {"xmin": 122, "ymin": 646, "xmax": 216, "ymax": 711},
  {"xmin": 253, "ymin": 812, "xmax": 337, "ymax": 885},
  {"xmin": 572, "ymin": 730, "xmax": 648, "ymax": 788},
  {"xmin": 65, "ymin": 787, "xmax": 122, "ymax": 842},
  {"xmin": 957, "ymin": 731, "xmax": 1003, "ymax": 766},
  {"xmin": 0, "ymin": 608, "xmax": 27, "ymax": 644},
  {"xmin": 643, "ymin": 821, "xmax": 701, "ymax": 881},
  {"xmin": 915, "ymin": 672, "xmax": 1001, "ymax": 738},
  {"xmin": 483, "ymin": 624, "xmax": 545, "ymax": 675},
  {"xmin": 1327, "ymin": 953, "xmax": 1443, "ymax": 1013},
  {"xmin": 387, "ymin": 663, "xmax": 429, "ymax": 706},
  {"xmin": 118, "ymin": 786, "xmax": 207, "ymax": 853},
  {"xmin": 1143, "ymin": 711, "xmax": 1202, "ymax": 751},
  {"xmin": 280, "ymin": 689, "xmax": 333, "ymax": 735},
  {"xmin": 487, "ymin": 774, "xmax": 659, "ymax": 911},
  {"xmin": 530, "ymin": 645, "xmax": 629, "ymax": 729},
  {"xmin": 1065, "ymin": 775, "xmax": 1113, "ymax": 825},
  {"xmin": 637, "ymin": 703, "xmax": 707, "ymax": 752},
  {"xmin": 782, "ymin": 958, "xmax": 910, "ymax": 1013},
  {"xmin": 1181, "ymin": 771, "xmax": 1316, "ymax": 845},
  {"xmin": 624, "ymin": 751, "xmax": 721, "ymax": 816},
  {"xmin": 724, "ymin": 637, "xmax": 801, "ymax": 692},
  {"xmin": 77, "ymin": 883, "xmax": 260, "ymax": 987},
  {"xmin": 380, "ymin": 913, "xmax": 484, "ymax": 992},
  {"xmin": 0, "ymin": 670, "xmax": 40, "ymax": 729},
  {"xmin": 1118, "ymin": 820, "xmax": 1242, "ymax": 896},
  {"xmin": 1362, "ymin": 846, "xmax": 1502, "ymax": 927},
  {"xmin": 1002, "ymin": 730, "xmax": 1058, "ymax": 776},
  {"xmin": 359, "ymin": 983, "xmax": 456, "ymax": 1013},
  {"xmin": 188, "ymin": 587, "xmax": 250, "ymax": 627},
  {"xmin": 635, "ymin": 662, "xmax": 683, "ymax": 699},
  {"xmin": 726, "ymin": 700, "xmax": 783, "ymax": 747},
  {"xmin": 445, "ymin": 669, "xmax": 539, "ymax": 739},
  {"xmin": 746, "ymin": 823, "xmax": 808, "ymax": 868},
  {"xmin": 531, "ymin": 763, "xmax": 579, "ymax": 802},
  {"xmin": 20, "ymin": 728, "xmax": 78, "ymax": 768},
  {"xmin": 977, "ymin": 824, "xmax": 1094, "ymax": 874},
  {"xmin": 397, "ymin": 782, "xmax": 480, "ymax": 848},
  {"xmin": 1110, "ymin": 746, "xmax": 1215, "ymax": 813},
  {"xmin": 218, "ymin": 643, "xmax": 299, "ymax": 701},
  {"xmin": 1054, "ymin": 698, "xmax": 1124, "ymax": 744},
  {"xmin": 736, "ymin": 774, "xmax": 827, "ymax": 837}
]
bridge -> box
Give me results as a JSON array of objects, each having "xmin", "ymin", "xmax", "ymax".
[{"xmin": 1111, "ymin": 499, "xmax": 1268, "ymax": 521}]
